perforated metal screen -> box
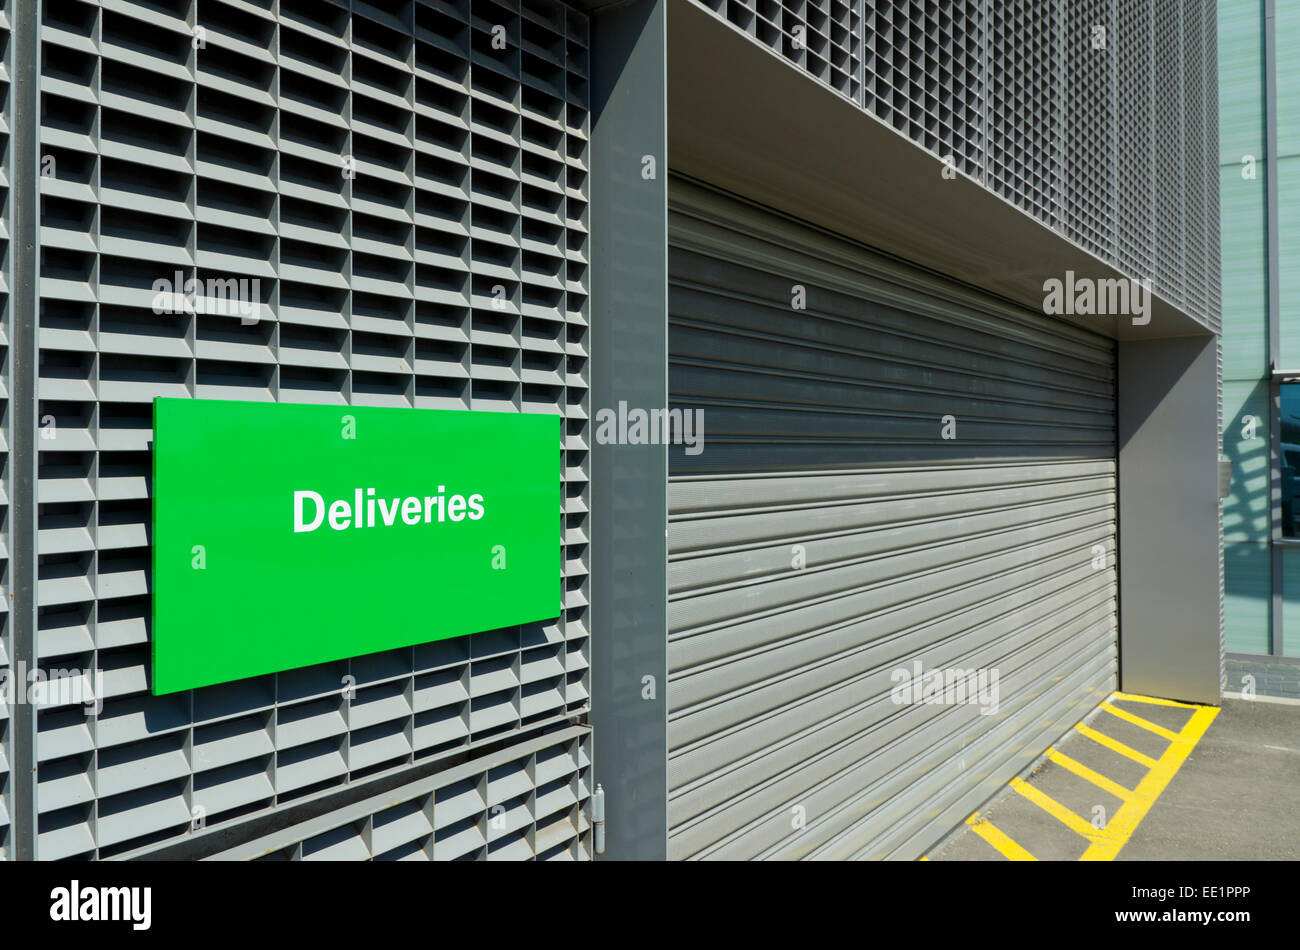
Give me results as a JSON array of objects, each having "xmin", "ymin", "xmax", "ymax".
[
  {"xmin": 694, "ymin": 0, "xmax": 1222, "ymax": 334},
  {"xmin": 32, "ymin": 0, "xmax": 590, "ymax": 860}
]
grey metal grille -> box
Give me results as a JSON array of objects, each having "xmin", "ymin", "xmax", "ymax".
[
  {"xmin": 0, "ymin": 0, "xmax": 11, "ymax": 863},
  {"xmin": 1181, "ymin": 0, "xmax": 1207, "ymax": 324},
  {"xmin": 864, "ymin": 0, "xmax": 986, "ymax": 181},
  {"xmin": 1151, "ymin": 0, "xmax": 1184, "ymax": 313},
  {"xmin": 694, "ymin": 0, "xmax": 1222, "ymax": 331},
  {"xmin": 1061, "ymin": 0, "xmax": 1114, "ymax": 263},
  {"xmin": 696, "ymin": 0, "xmax": 863, "ymax": 103},
  {"xmin": 988, "ymin": 0, "xmax": 1059, "ymax": 227},
  {"xmin": 212, "ymin": 725, "xmax": 591, "ymax": 860},
  {"xmin": 1114, "ymin": 0, "xmax": 1153, "ymax": 281},
  {"xmin": 34, "ymin": 0, "xmax": 589, "ymax": 860},
  {"xmin": 1200, "ymin": 0, "xmax": 1219, "ymax": 333}
]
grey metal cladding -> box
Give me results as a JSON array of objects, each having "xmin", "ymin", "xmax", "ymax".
[
  {"xmin": 1115, "ymin": 0, "xmax": 1153, "ymax": 284},
  {"xmin": 989, "ymin": 0, "xmax": 1060, "ymax": 229},
  {"xmin": 1062, "ymin": 0, "xmax": 1115, "ymax": 264},
  {"xmin": 857, "ymin": 0, "xmax": 987, "ymax": 181},
  {"xmin": 1218, "ymin": 339, "xmax": 1225, "ymax": 691},
  {"xmin": 1211, "ymin": 0, "xmax": 1222, "ymax": 678},
  {"xmin": 0, "ymin": 0, "xmax": 11, "ymax": 862},
  {"xmin": 1201, "ymin": 0, "xmax": 1220, "ymax": 330},
  {"xmin": 695, "ymin": 0, "xmax": 863, "ymax": 104},
  {"xmin": 34, "ymin": 0, "xmax": 590, "ymax": 860},
  {"xmin": 693, "ymin": 0, "xmax": 1222, "ymax": 332},
  {"xmin": 1181, "ymin": 0, "xmax": 1206, "ymax": 324},
  {"xmin": 210, "ymin": 725, "xmax": 592, "ymax": 860},
  {"xmin": 666, "ymin": 182, "xmax": 1117, "ymax": 860},
  {"xmin": 1152, "ymin": 0, "xmax": 1183, "ymax": 311}
]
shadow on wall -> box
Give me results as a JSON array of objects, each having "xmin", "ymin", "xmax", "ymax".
[
  {"xmin": 1222, "ymin": 377, "xmax": 1271, "ymax": 656},
  {"xmin": 665, "ymin": 249, "xmax": 1117, "ymax": 475}
]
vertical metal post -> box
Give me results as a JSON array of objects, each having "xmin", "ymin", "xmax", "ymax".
[
  {"xmin": 12, "ymin": 0, "xmax": 42, "ymax": 861},
  {"xmin": 589, "ymin": 0, "xmax": 669, "ymax": 861},
  {"xmin": 1265, "ymin": 0, "xmax": 1284, "ymax": 656}
]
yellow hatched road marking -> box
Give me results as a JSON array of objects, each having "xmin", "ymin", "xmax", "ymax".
[
  {"xmin": 1079, "ymin": 704, "xmax": 1219, "ymax": 861},
  {"xmin": 1101, "ymin": 701, "xmax": 1180, "ymax": 741},
  {"xmin": 1010, "ymin": 777, "xmax": 1114, "ymax": 842},
  {"xmin": 933, "ymin": 694, "xmax": 1218, "ymax": 862},
  {"xmin": 1045, "ymin": 747, "xmax": 1133, "ymax": 801},
  {"xmin": 1075, "ymin": 723, "xmax": 1158, "ymax": 767},
  {"xmin": 965, "ymin": 814, "xmax": 1037, "ymax": 861},
  {"xmin": 1111, "ymin": 691, "xmax": 1200, "ymax": 709}
]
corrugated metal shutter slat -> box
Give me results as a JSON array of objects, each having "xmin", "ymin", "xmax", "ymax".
[{"xmin": 666, "ymin": 180, "xmax": 1118, "ymax": 861}]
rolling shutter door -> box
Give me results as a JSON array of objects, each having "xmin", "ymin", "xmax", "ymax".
[
  {"xmin": 667, "ymin": 179, "xmax": 1118, "ymax": 860},
  {"xmin": 33, "ymin": 0, "xmax": 591, "ymax": 860}
]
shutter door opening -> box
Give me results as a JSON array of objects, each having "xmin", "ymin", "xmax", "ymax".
[{"xmin": 666, "ymin": 179, "xmax": 1118, "ymax": 860}]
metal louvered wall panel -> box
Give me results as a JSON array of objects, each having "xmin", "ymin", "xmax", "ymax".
[
  {"xmin": 1182, "ymin": 0, "xmax": 1206, "ymax": 324},
  {"xmin": 1201, "ymin": 0, "xmax": 1220, "ymax": 333},
  {"xmin": 1152, "ymin": 0, "xmax": 1185, "ymax": 313},
  {"xmin": 666, "ymin": 181, "xmax": 1118, "ymax": 860},
  {"xmin": 693, "ymin": 0, "xmax": 1222, "ymax": 332},
  {"xmin": 1115, "ymin": 0, "xmax": 1153, "ymax": 282},
  {"xmin": 211, "ymin": 724, "xmax": 591, "ymax": 860},
  {"xmin": 988, "ymin": 0, "xmax": 1060, "ymax": 228},
  {"xmin": 0, "ymin": 0, "xmax": 11, "ymax": 863},
  {"xmin": 695, "ymin": 0, "xmax": 862, "ymax": 104},
  {"xmin": 861, "ymin": 0, "xmax": 984, "ymax": 180},
  {"xmin": 1204, "ymin": 0, "xmax": 1219, "ymax": 329},
  {"xmin": 33, "ymin": 0, "xmax": 589, "ymax": 860},
  {"xmin": 1062, "ymin": 0, "xmax": 1115, "ymax": 264}
]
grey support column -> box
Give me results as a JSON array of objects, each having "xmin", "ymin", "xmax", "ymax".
[
  {"xmin": 1118, "ymin": 335, "xmax": 1222, "ymax": 704},
  {"xmin": 12, "ymin": 0, "xmax": 40, "ymax": 860},
  {"xmin": 588, "ymin": 0, "xmax": 669, "ymax": 860}
]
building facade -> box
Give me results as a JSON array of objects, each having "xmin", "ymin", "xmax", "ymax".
[
  {"xmin": 0, "ymin": 0, "xmax": 1221, "ymax": 861},
  {"xmin": 1219, "ymin": 0, "xmax": 1300, "ymax": 699}
]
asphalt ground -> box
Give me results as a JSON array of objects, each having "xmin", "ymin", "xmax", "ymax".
[{"xmin": 927, "ymin": 695, "xmax": 1300, "ymax": 861}]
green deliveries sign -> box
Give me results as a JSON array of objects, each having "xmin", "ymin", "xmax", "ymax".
[{"xmin": 151, "ymin": 398, "xmax": 561, "ymax": 694}]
